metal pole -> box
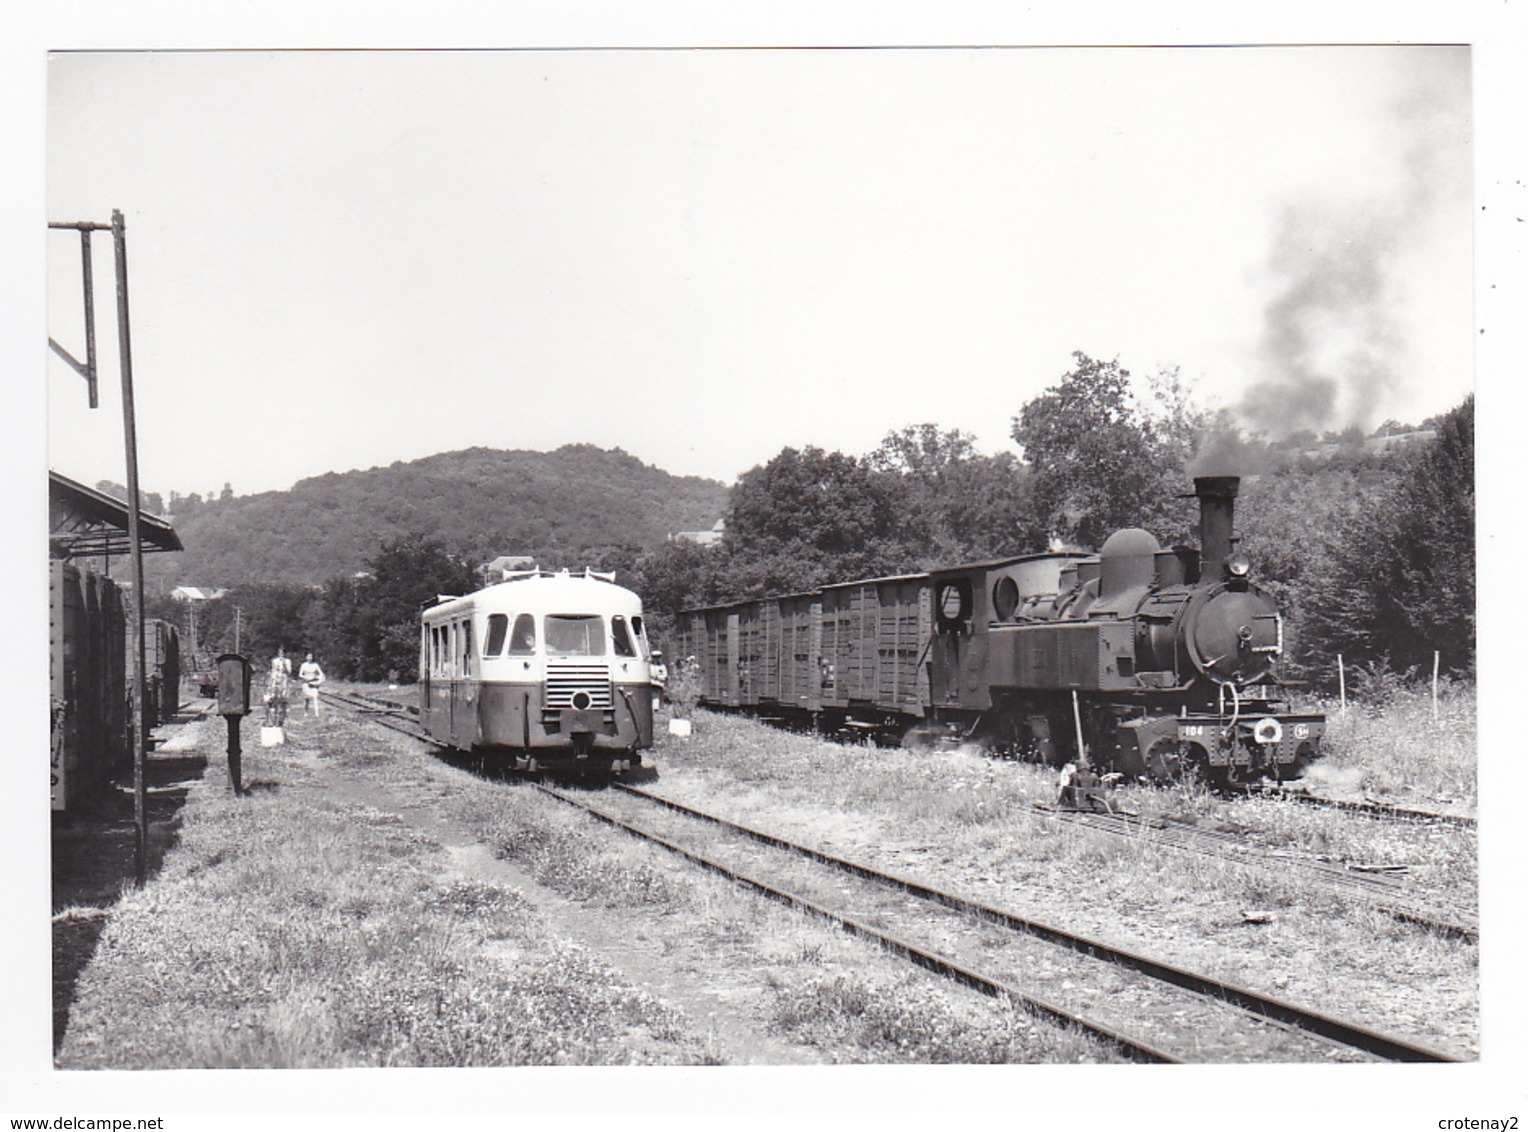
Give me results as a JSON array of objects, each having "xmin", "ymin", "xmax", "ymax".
[
  {"xmin": 1071, "ymin": 689, "xmax": 1089, "ymax": 771},
  {"xmin": 1338, "ymin": 654, "xmax": 1346, "ymax": 714},
  {"xmin": 112, "ymin": 209, "xmax": 149, "ymax": 888},
  {"xmin": 79, "ymin": 230, "xmax": 98, "ymax": 408}
]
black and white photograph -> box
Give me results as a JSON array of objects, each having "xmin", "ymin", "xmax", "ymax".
[{"xmin": 5, "ymin": 1, "xmax": 1524, "ymax": 1124}]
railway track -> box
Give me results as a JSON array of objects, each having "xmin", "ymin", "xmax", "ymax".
[
  {"xmin": 1237, "ymin": 785, "xmax": 1478, "ymax": 829},
  {"xmin": 323, "ymin": 687, "xmax": 1469, "ymax": 1060},
  {"xmin": 540, "ymin": 781, "xmax": 1460, "ymax": 1064},
  {"xmin": 325, "ymin": 686, "xmax": 1477, "ymax": 938},
  {"xmin": 1031, "ymin": 804, "xmax": 1478, "ymax": 942}
]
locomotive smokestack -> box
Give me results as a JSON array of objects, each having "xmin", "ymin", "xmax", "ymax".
[{"xmin": 1194, "ymin": 476, "xmax": 1240, "ymax": 571}]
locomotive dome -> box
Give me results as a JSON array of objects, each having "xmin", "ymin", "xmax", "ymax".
[
  {"xmin": 1098, "ymin": 528, "xmax": 1161, "ymax": 558},
  {"xmin": 1099, "ymin": 527, "xmax": 1161, "ymax": 599}
]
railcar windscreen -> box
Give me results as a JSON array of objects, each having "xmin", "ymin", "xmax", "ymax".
[{"xmin": 545, "ymin": 614, "xmax": 605, "ymax": 656}]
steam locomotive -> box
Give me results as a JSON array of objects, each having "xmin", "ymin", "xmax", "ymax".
[{"xmin": 679, "ymin": 476, "xmax": 1323, "ymax": 785}]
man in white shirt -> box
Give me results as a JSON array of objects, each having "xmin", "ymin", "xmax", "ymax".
[{"xmin": 299, "ymin": 653, "xmax": 326, "ymax": 717}]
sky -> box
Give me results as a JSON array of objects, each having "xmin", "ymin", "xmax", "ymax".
[
  {"xmin": 8, "ymin": 1, "xmax": 1528, "ymax": 1122},
  {"xmin": 41, "ymin": 42, "xmax": 1475, "ymax": 499}
]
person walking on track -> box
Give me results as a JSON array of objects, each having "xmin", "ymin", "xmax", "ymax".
[
  {"xmin": 299, "ymin": 652, "xmax": 326, "ymax": 717},
  {"xmin": 264, "ymin": 649, "xmax": 292, "ymax": 727}
]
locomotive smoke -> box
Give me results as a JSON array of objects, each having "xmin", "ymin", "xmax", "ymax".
[
  {"xmin": 1230, "ymin": 59, "xmax": 1468, "ymax": 445},
  {"xmin": 1237, "ymin": 203, "xmax": 1399, "ymax": 438}
]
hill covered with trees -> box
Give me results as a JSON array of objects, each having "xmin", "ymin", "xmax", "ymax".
[{"xmin": 145, "ymin": 444, "xmax": 728, "ymax": 591}]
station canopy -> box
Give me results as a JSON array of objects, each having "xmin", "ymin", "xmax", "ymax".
[{"xmin": 49, "ymin": 470, "xmax": 183, "ymax": 560}]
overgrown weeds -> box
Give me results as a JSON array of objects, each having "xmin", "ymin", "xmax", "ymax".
[
  {"xmin": 650, "ymin": 706, "xmax": 1478, "ymax": 1055},
  {"xmin": 55, "ymin": 723, "xmax": 703, "ymax": 1069},
  {"xmin": 1310, "ymin": 679, "xmax": 1475, "ymax": 805},
  {"xmin": 770, "ymin": 972, "xmax": 1115, "ymax": 1064}
]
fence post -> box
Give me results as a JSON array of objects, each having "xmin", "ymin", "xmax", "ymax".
[
  {"xmin": 1338, "ymin": 654, "xmax": 1347, "ymax": 714},
  {"xmin": 1432, "ymin": 650, "xmax": 1440, "ymax": 723}
]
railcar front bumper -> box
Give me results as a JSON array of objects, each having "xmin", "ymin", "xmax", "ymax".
[{"xmin": 476, "ymin": 682, "xmax": 653, "ymax": 753}]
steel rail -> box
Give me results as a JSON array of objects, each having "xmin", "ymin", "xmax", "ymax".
[
  {"xmin": 1033, "ymin": 804, "xmax": 1478, "ymax": 941},
  {"xmin": 612, "ymin": 784, "xmax": 1461, "ymax": 1063},
  {"xmin": 321, "ymin": 690, "xmax": 1463, "ymax": 1060},
  {"xmin": 1035, "ymin": 806, "xmax": 1410, "ymax": 895},
  {"xmin": 1235, "ymin": 785, "xmax": 1477, "ymax": 828},
  {"xmin": 533, "ymin": 782, "xmax": 1178, "ymax": 1064}
]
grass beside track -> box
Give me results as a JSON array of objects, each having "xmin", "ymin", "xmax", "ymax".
[
  {"xmin": 1307, "ymin": 681, "xmax": 1477, "ymax": 808},
  {"xmin": 55, "ymin": 696, "xmax": 1117, "ymax": 1067},
  {"xmin": 643, "ymin": 694, "xmax": 1478, "ymax": 1059},
  {"xmin": 55, "ymin": 722, "xmax": 702, "ymax": 1068}
]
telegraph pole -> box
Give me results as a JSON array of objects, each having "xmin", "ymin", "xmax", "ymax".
[{"xmin": 50, "ymin": 210, "xmax": 150, "ymax": 886}]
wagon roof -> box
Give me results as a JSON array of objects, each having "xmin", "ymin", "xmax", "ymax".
[
  {"xmin": 928, "ymin": 550, "xmax": 1093, "ymax": 576},
  {"xmin": 678, "ymin": 571, "xmax": 930, "ymax": 616},
  {"xmin": 819, "ymin": 570, "xmax": 930, "ymax": 591},
  {"xmin": 678, "ymin": 556, "xmax": 1101, "ymax": 615}
]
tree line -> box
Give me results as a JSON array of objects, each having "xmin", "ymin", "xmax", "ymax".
[{"xmin": 151, "ymin": 352, "xmax": 1474, "ymax": 691}]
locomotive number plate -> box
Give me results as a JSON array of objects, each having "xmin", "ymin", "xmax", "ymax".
[
  {"xmin": 1294, "ymin": 724, "xmax": 1310, "ymax": 738},
  {"xmin": 1181, "ymin": 725, "xmax": 1206, "ymax": 737}
]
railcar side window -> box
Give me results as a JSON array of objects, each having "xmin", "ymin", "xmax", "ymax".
[
  {"xmin": 484, "ymin": 613, "xmax": 509, "ymax": 657},
  {"xmin": 545, "ymin": 614, "xmax": 605, "ymax": 656},
  {"xmin": 508, "ymin": 614, "xmax": 536, "ymax": 656},
  {"xmin": 612, "ymin": 615, "xmax": 636, "ymax": 657},
  {"xmin": 461, "ymin": 621, "xmax": 473, "ymax": 675},
  {"xmin": 631, "ymin": 615, "xmax": 650, "ymax": 658}
]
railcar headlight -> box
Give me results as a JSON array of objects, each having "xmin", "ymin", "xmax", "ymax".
[{"xmin": 1226, "ymin": 554, "xmax": 1251, "ymax": 578}]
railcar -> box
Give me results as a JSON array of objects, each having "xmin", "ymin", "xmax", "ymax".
[
  {"xmin": 681, "ymin": 475, "xmax": 1324, "ymax": 785},
  {"xmin": 420, "ymin": 569, "xmax": 657, "ymax": 772}
]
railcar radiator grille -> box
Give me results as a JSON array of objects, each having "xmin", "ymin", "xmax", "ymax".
[{"xmin": 545, "ymin": 662, "xmax": 613, "ymax": 709}]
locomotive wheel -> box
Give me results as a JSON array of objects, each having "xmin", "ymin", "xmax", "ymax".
[{"xmin": 1144, "ymin": 737, "xmax": 1184, "ymax": 781}]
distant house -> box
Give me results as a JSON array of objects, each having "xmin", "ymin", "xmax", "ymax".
[
  {"xmin": 480, "ymin": 555, "xmax": 538, "ymax": 581},
  {"xmin": 169, "ymin": 585, "xmax": 226, "ymax": 602},
  {"xmin": 672, "ymin": 519, "xmax": 725, "ymax": 547}
]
